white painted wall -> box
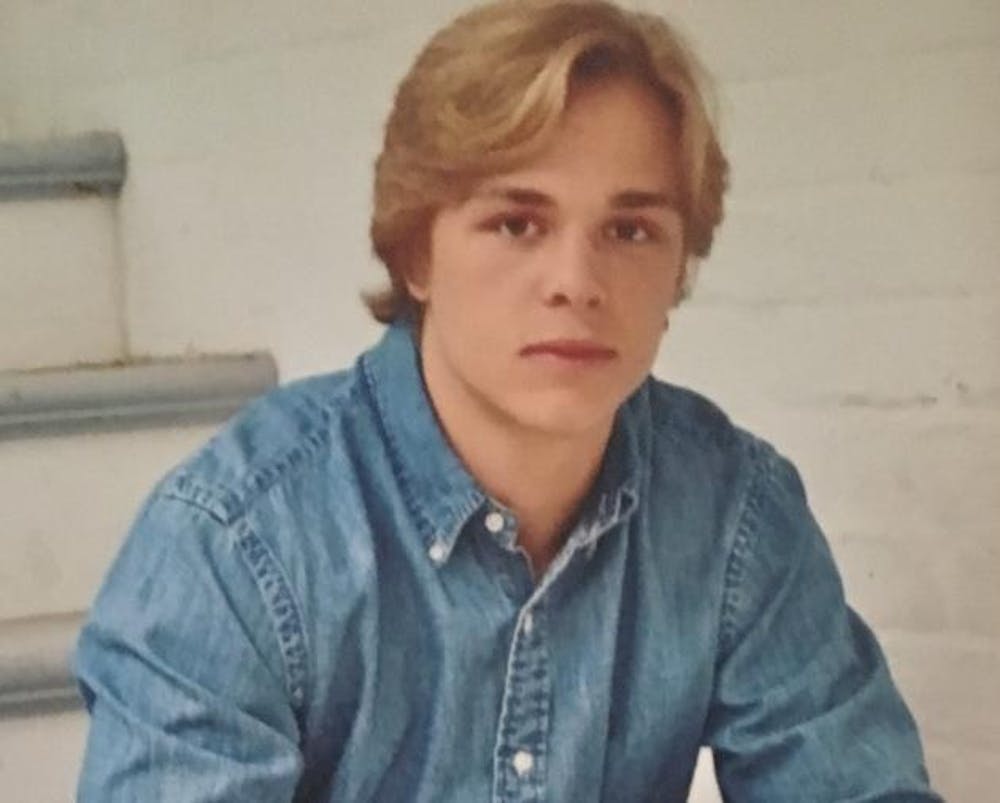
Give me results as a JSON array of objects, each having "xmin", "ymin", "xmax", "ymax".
[{"xmin": 1, "ymin": 1, "xmax": 997, "ymax": 800}]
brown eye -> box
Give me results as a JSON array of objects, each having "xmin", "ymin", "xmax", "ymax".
[
  {"xmin": 607, "ymin": 220, "xmax": 652, "ymax": 243},
  {"xmin": 498, "ymin": 216, "xmax": 541, "ymax": 238}
]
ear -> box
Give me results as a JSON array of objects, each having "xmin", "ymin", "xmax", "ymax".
[
  {"xmin": 675, "ymin": 256, "xmax": 696, "ymax": 301},
  {"xmin": 404, "ymin": 252, "xmax": 431, "ymax": 303},
  {"xmin": 401, "ymin": 225, "xmax": 433, "ymax": 303}
]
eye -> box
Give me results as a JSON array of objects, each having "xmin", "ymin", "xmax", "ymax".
[
  {"xmin": 606, "ymin": 219, "xmax": 654, "ymax": 243},
  {"xmin": 490, "ymin": 214, "xmax": 543, "ymax": 239}
]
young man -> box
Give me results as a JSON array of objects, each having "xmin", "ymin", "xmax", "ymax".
[{"xmin": 75, "ymin": 1, "xmax": 940, "ymax": 800}]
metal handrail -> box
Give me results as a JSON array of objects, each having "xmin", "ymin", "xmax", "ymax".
[
  {"xmin": 0, "ymin": 131, "xmax": 126, "ymax": 200},
  {"xmin": 0, "ymin": 352, "xmax": 278, "ymax": 438},
  {"xmin": 0, "ymin": 611, "xmax": 85, "ymax": 716}
]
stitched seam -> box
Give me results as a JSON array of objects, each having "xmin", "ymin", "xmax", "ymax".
[
  {"xmin": 644, "ymin": 380, "xmax": 745, "ymax": 461},
  {"xmin": 231, "ymin": 515, "xmax": 311, "ymax": 727},
  {"xmin": 162, "ymin": 476, "xmax": 240, "ymax": 524},
  {"xmin": 718, "ymin": 439, "xmax": 773, "ymax": 659},
  {"xmin": 147, "ymin": 489, "xmax": 311, "ymax": 728},
  {"xmin": 159, "ymin": 485, "xmax": 231, "ymax": 524},
  {"xmin": 162, "ymin": 379, "xmax": 359, "ymax": 525},
  {"xmin": 238, "ymin": 384, "xmax": 358, "ymax": 506}
]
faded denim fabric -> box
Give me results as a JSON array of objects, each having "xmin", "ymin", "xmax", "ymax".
[{"xmin": 75, "ymin": 323, "xmax": 940, "ymax": 802}]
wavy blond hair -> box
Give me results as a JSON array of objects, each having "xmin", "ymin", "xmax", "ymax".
[{"xmin": 366, "ymin": 0, "xmax": 729, "ymax": 323}]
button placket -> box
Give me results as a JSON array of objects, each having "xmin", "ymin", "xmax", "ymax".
[
  {"xmin": 492, "ymin": 602, "xmax": 549, "ymax": 800},
  {"xmin": 512, "ymin": 750, "xmax": 534, "ymax": 776}
]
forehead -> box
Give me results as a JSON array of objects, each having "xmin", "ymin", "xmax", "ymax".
[{"xmin": 469, "ymin": 77, "xmax": 682, "ymax": 207}]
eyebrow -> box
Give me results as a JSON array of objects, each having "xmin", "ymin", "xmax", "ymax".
[{"xmin": 472, "ymin": 185, "xmax": 679, "ymax": 210}]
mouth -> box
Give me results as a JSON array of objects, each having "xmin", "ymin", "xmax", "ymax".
[{"xmin": 519, "ymin": 339, "xmax": 618, "ymax": 362}]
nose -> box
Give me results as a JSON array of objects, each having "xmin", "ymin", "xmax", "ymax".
[{"xmin": 540, "ymin": 230, "xmax": 606, "ymax": 309}]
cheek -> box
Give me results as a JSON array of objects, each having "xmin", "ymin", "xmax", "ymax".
[
  {"xmin": 426, "ymin": 255, "xmax": 515, "ymax": 354},
  {"xmin": 618, "ymin": 264, "xmax": 677, "ymax": 321},
  {"xmin": 438, "ymin": 252, "xmax": 524, "ymax": 317}
]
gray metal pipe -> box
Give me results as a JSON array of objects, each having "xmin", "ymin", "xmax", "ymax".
[
  {"xmin": 0, "ymin": 131, "xmax": 126, "ymax": 199},
  {"xmin": 0, "ymin": 611, "xmax": 84, "ymax": 716},
  {"xmin": 0, "ymin": 353, "xmax": 278, "ymax": 437}
]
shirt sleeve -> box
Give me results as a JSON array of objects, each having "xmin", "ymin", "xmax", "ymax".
[
  {"xmin": 74, "ymin": 491, "xmax": 305, "ymax": 802},
  {"xmin": 703, "ymin": 444, "xmax": 942, "ymax": 802}
]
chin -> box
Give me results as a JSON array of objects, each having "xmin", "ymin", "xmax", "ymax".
[{"xmin": 504, "ymin": 388, "xmax": 623, "ymax": 438}]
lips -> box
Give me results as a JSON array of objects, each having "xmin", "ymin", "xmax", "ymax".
[{"xmin": 520, "ymin": 339, "xmax": 618, "ymax": 361}]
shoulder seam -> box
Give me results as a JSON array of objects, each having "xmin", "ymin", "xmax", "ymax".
[
  {"xmin": 142, "ymin": 490, "xmax": 311, "ymax": 725},
  {"xmin": 647, "ymin": 379, "xmax": 739, "ymax": 452},
  {"xmin": 718, "ymin": 437, "xmax": 775, "ymax": 659},
  {"xmin": 235, "ymin": 380, "xmax": 359, "ymax": 512},
  {"xmin": 167, "ymin": 375, "xmax": 361, "ymax": 523},
  {"xmin": 160, "ymin": 477, "xmax": 240, "ymax": 524},
  {"xmin": 231, "ymin": 515, "xmax": 311, "ymax": 724}
]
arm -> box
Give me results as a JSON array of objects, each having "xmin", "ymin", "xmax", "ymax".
[
  {"xmin": 74, "ymin": 492, "xmax": 305, "ymax": 802},
  {"xmin": 704, "ymin": 445, "xmax": 941, "ymax": 802}
]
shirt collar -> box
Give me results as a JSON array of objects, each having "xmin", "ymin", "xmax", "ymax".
[
  {"xmin": 567, "ymin": 385, "xmax": 644, "ymax": 553},
  {"xmin": 363, "ymin": 323, "xmax": 485, "ymax": 558},
  {"xmin": 362, "ymin": 322, "xmax": 646, "ymax": 563}
]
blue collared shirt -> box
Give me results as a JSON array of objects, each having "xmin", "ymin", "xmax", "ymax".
[{"xmin": 75, "ymin": 323, "xmax": 940, "ymax": 801}]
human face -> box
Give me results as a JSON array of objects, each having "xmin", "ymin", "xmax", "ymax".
[{"xmin": 409, "ymin": 77, "xmax": 685, "ymax": 440}]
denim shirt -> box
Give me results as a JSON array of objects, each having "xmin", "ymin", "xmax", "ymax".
[{"xmin": 75, "ymin": 323, "xmax": 939, "ymax": 802}]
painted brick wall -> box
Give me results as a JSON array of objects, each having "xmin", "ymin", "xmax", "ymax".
[
  {"xmin": 654, "ymin": 4, "xmax": 1000, "ymax": 799},
  {"xmin": 1, "ymin": 2, "xmax": 997, "ymax": 800},
  {"xmin": 0, "ymin": 198, "xmax": 123, "ymax": 370}
]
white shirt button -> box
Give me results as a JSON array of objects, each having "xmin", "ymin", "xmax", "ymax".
[
  {"xmin": 428, "ymin": 540, "xmax": 447, "ymax": 564},
  {"xmin": 512, "ymin": 750, "xmax": 534, "ymax": 776},
  {"xmin": 484, "ymin": 511, "xmax": 505, "ymax": 534},
  {"xmin": 522, "ymin": 611, "xmax": 534, "ymax": 635}
]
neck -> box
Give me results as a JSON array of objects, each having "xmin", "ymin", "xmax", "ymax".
[
  {"xmin": 457, "ymin": 412, "xmax": 610, "ymax": 574},
  {"xmin": 419, "ymin": 348, "xmax": 612, "ymax": 577}
]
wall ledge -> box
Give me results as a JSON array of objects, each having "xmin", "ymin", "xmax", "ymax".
[
  {"xmin": 0, "ymin": 131, "xmax": 126, "ymax": 200},
  {"xmin": 0, "ymin": 352, "xmax": 278, "ymax": 437},
  {"xmin": 0, "ymin": 612, "xmax": 84, "ymax": 717}
]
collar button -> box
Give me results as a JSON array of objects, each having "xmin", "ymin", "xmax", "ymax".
[
  {"xmin": 428, "ymin": 540, "xmax": 447, "ymax": 564},
  {"xmin": 484, "ymin": 511, "xmax": 505, "ymax": 534}
]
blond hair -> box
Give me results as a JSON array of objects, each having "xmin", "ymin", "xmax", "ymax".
[{"xmin": 366, "ymin": 0, "xmax": 729, "ymax": 323}]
